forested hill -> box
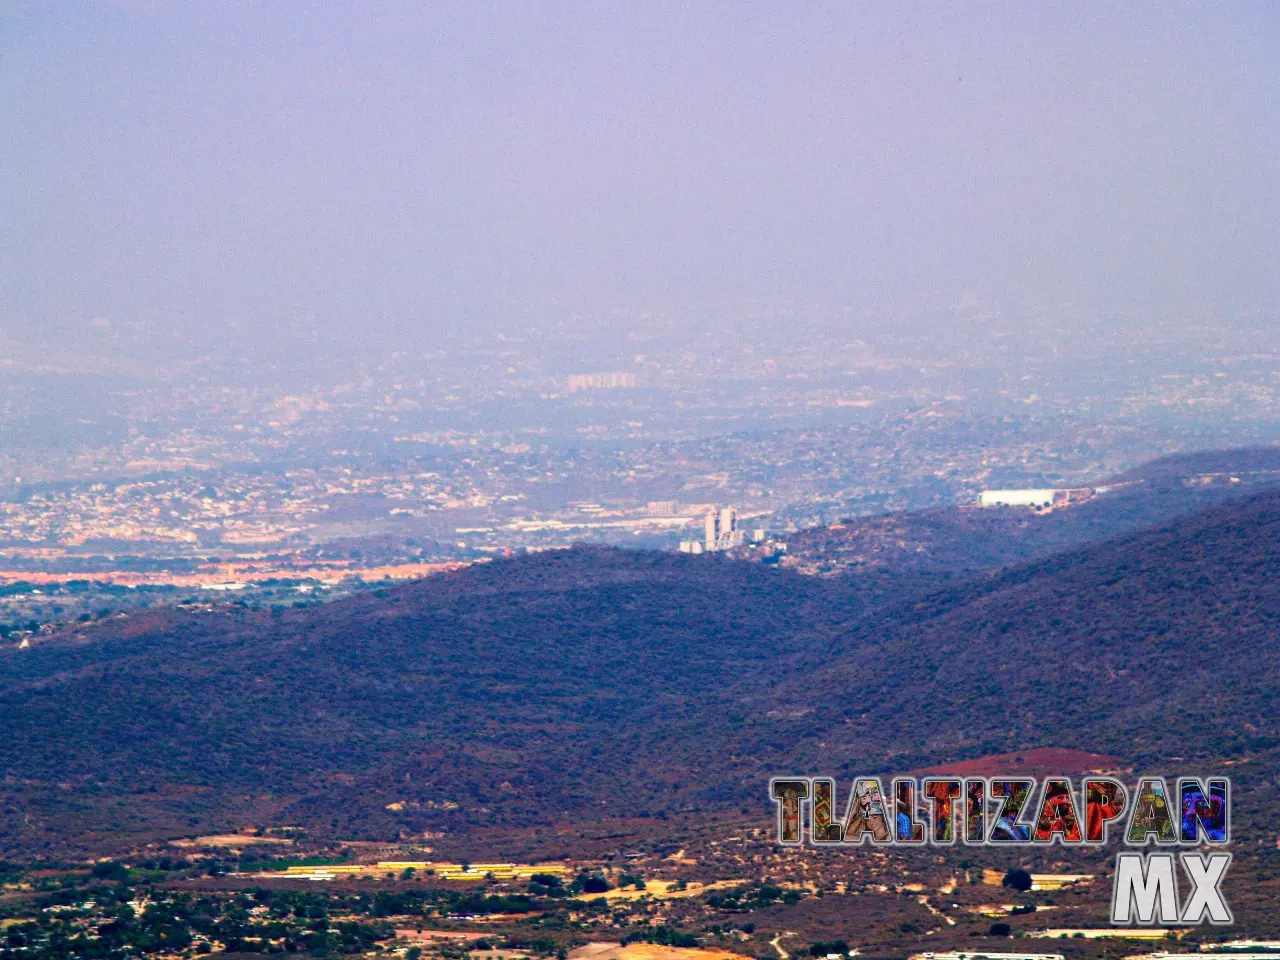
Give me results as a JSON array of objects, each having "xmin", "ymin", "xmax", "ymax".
[
  {"xmin": 769, "ymin": 485, "xmax": 1280, "ymax": 771},
  {"xmin": 0, "ymin": 482, "xmax": 1277, "ymax": 856},
  {"xmin": 0, "ymin": 548, "xmax": 859, "ymax": 852}
]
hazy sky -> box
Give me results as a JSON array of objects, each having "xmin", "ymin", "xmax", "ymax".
[{"xmin": 1, "ymin": 1, "xmax": 1277, "ymax": 355}]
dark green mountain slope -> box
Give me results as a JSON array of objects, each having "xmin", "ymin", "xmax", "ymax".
[
  {"xmin": 0, "ymin": 483, "xmax": 1277, "ymax": 855},
  {"xmin": 0, "ymin": 550, "xmax": 858, "ymax": 850},
  {"xmin": 770, "ymin": 486, "xmax": 1280, "ymax": 766}
]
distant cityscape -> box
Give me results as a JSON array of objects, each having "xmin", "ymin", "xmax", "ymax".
[{"xmin": 0, "ymin": 307, "xmax": 1274, "ymax": 632}]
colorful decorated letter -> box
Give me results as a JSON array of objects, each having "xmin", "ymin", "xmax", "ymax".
[
  {"xmin": 893, "ymin": 778, "xmax": 925, "ymax": 843},
  {"xmin": 811, "ymin": 778, "xmax": 844, "ymax": 842},
  {"xmin": 1084, "ymin": 778, "xmax": 1127, "ymax": 844},
  {"xmin": 988, "ymin": 779, "xmax": 1033, "ymax": 842},
  {"xmin": 1033, "ymin": 778, "xmax": 1083, "ymax": 843},
  {"xmin": 770, "ymin": 779, "xmax": 809, "ymax": 844},
  {"xmin": 923, "ymin": 778, "xmax": 961, "ymax": 844},
  {"xmin": 964, "ymin": 778, "xmax": 986, "ymax": 844},
  {"xmin": 1179, "ymin": 778, "xmax": 1228, "ymax": 844},
  {"xmin": 1126, "ymin": 778, "xmax": 1177, "ymax": 845},
  {"xmin": 843, "ymin": 778, "xmax": 892, "ymax": 843}
]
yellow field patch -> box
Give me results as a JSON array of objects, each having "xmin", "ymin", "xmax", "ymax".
[
  {"xmin": 260, "ymin": 861, "xmax": 567, "ymax": 882},
  {"xmin": 574, "ymin": 880, "xmax": 744, "ymax": 903},
  {"xmin": 570, "ymin": 943, "xmax": 753, "ymax": 960}
]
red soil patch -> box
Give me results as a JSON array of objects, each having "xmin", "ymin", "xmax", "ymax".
[{"xmin": 911, "ymin": 747, "xmax": 1126, "ymax": 778}]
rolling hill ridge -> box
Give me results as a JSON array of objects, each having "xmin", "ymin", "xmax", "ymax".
[
  {"xmin": 765, "ymin": 446, "xmax": 1280, "ymax": 576},
  {"xmin": 0, "ymin": 462, "xmax": 1277, "ymax": 856}
]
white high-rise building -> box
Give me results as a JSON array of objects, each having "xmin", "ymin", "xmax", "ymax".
[
  {"xmin": 679, "ymin": 505, "xmax": 744, "ymax": 554},
  {"xmin": 702, "ymin": 506, "xmax": 742, "ymax": 551}
]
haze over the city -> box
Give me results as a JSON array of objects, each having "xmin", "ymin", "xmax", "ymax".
[
  {"xmin": 0, "ymin": 1, "xmax": 1276, "ymax": 623},
  {"xmin": 2, "ymin": 0, "xmax": 1277, "ymax": 367}
]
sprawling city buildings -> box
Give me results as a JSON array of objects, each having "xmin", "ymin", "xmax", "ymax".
[{"xmin": 0, "ymin": 309, "xmax": 1273, "ymax": 633}]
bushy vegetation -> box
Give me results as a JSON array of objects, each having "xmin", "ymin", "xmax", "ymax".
[{"xmin": 0, "ymin": 479, "xmax": 1278, "ymax": 851}]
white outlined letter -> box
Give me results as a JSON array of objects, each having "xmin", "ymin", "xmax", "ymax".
[
  {"xmin": 1180, "ymin": 852, "xmax": 1232, "ymax": 925},
  {"xmin": 1112, "ymin": 852, "xmax": 1179, "ymax": 924}
]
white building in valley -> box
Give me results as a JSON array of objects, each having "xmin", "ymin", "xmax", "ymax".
[
  {"xmin": 977, "ymin": 487, "xmax": 1096, "ymax": 510},
  {"xmin": 979, "ymin": 489, "xmax": 1059, "ymax": 508}
]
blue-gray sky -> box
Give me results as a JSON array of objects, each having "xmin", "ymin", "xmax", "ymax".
[{"xmin": 1, "ymin": 1, "xmax": 1277, "ymax": 357}]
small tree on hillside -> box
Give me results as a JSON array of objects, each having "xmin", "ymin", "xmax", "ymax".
[{"xmin": 1002, "ymin": 867, "xmax": 1033, "ymax": 892}]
